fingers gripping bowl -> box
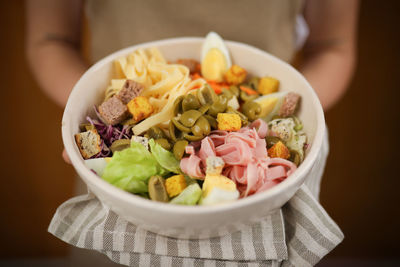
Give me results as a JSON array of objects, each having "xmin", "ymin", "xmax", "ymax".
[{"xmin": 62, "ymin": 37, "xmax": 325, "ymax": 239}]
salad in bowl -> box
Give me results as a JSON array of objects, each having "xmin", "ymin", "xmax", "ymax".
[{"xmin": 63, "ymin": 33, "xmax": 325, "ymax": 238}]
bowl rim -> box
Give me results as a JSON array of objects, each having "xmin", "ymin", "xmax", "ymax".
[{"xmin": 62, "ymin": 37, "xmax": 325, "ymax": 215}]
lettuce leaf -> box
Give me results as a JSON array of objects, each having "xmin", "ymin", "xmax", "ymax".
[
  {"xmin": 102, "ymin": 141, "xmax": 166, "ymax": 193},
  {"xmin": 149, "ymin": 139, "xmax": 181, "ymax": 174}
]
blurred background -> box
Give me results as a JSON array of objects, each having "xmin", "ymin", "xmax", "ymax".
[{"xmin": 0, "ymin": 0, "xmax": 399, "ymax": 266}]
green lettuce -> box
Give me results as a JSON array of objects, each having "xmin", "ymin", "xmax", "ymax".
[
  {"xmin": 149, "ymin": 139, "xmax": 181, "ymax": 174},
  {"xmin": 102, "ymin": 141, "xmax": 166, "ymax": 193}
]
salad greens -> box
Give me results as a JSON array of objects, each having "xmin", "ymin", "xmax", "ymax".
[
  {"xmin": 102, "ymin": 140, "xmax": 179, "ymax": 193},
  {"xmin": 149, "ymin": 139, "xmax": 181, "ymax": 174}
]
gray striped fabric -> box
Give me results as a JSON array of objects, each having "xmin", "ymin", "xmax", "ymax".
[{"xmin": 49, "ymin": 130, "xmax": 343, "ymax": 266}]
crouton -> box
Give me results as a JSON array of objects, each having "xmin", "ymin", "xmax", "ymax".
[
  {"xmin": 279, "ymin": 92, "xmax": 300, "ymax": 117},
  {"xmin": 75, "ymin": 129, "xmax": 102, "ymax": 159},
  {"xmin": 258, "ymin": 77, "xmax": 279, "ymax": 95},
  {"xmin": 98, "ymin": 95, "xmax": 128, "ymax": 125},
  {"xmin": 127, "ymin": 96, "xmax": 153, "ymax": 121},
  {"xmin": 165, "ymin": 175, "xmax": 187, "ymax": 198},
  {"xmin": 217, "ymin": 113, "xmax": 241, "ymax": 131},
  {"xmin": 224, "ymin": 65, "xmax": 247, "ymax": 85},
  {"xmin": 267, "ymin": 141, "xmax": 290, "ymax": 159},
  {"xmin": 117, "ymin": 80, "xmax": 144, "ymax": 104}
]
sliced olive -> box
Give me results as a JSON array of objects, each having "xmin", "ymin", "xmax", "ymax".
[
  {"xmin": 207, "ymin": 95, "xmax": 228, "ymax": 117},
  {"xmin": 241, "ymin": 101, "xmax": 261, "ymax": 121},
  {"xmin": 147, "ymin": 126, "xmax": 167, "ymax": 139},
  {"xmin": 179, "ymin": 110, "xmax": 202, "ymax": 127},
  {"xmin": 183, "ymin": 133, "xmax": 204, "ymax": 141},
  {"xmin": 248, "ymin": 76, "xmax": 260, "ymax": 90},
  {"xmin": 182, "ymin": 94, "xmax": 201, "ymax": 111},
  {"xmin": 289, "ymin": 150, "xmax": 301, "ymax": 166},
  {"xmin": 239, "ymin": 90, "xmax": 258, "ymax": 102},
  {"xmin": 173, "ymin": 95, "xmax": 184, "ymax": 115},
  {"xmin": 169, "ymin": 121, "xmax": 183, "ymax": 141},
  {"xmin": 229, "ymin": 85, "xmax": 240, "ymax": 97},
  {"xmin": 197, "ymin": 84, "xmax": 218, "ymax": 105},
  {"xmin": 221, "ymin": 88, "xmax": 234, "ymax": 99},
  {"xmin": 148, "ymin": 175, "xmax": 169, "ymax": 202},
  {"xmin": 266, "ymin": 136, "xmax": 282, "ymax": 149},
  {"xmin": 191, "ymin": 116, "xmax": 210, "ymax": 137},
  {"xmin": 198, "ymin": 104, "xmax": 211, "ymax": 114},
  {"xmin": 173, "ymin": 140, "xmax": 188, "ymax": 160},
  {"xmin": 172, "ymin": 118, "xmax": 191, "ymax": 132},
  {"xmin": 203, "ymin": 114, "xmax": 218, "ymax": 129},
  {"xmin": 110, "ymin": 139, "xmax": 131, "ymax": 153},
  {"xmin": 121, "ymin": 118, "xmax": 137, "ymax": 126},
  {"xmin": 155, "ymin": 138, "xmax": 172, "ymax": 150},
  {"xmin": 79, "ymin": 123, "xmax": 94, "ymax": 132}
]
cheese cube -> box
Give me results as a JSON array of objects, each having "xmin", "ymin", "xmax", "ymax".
[
  {"xmin": 258, "ymin": 77, "xmax": 279, "ymax": 95},
  {"xmin": 165, "ymin": 175, "xmax": 187, "ymax": 198},
  {"xmin": 127, "ymin": 96, "xmax": 153, "ymax": 122},
  {"xmin": 217, "ymin": 113, "xmax": 241, "ymax": 131}
]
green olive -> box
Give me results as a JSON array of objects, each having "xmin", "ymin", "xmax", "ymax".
[
  {"xmin": 288, "ymin": 116, "xmax": 303, "ymax": 131},
  {"xmin": 148, "ymin": 175, "xmax": 169, "ymax": 202},
  {"xmin": 179, "ymin": 110, "xmax": 203, "ymax": 127},
  {"xmin": 221, "ymin": 88, "xmax": 234, "ymax": 100},
  {"xmin": 207, "ymin": 95, "xmax": 228, "ymax": 117},
  {"xmin": 121, "ymin": 118, "xmax": 137, "ymax": 126},
  {"xmin": 248, "ymin": 76, "xmax": 260, "ymax": 90},
  {"xmin": 183, "ymin": 133, "xmax": 204, "ymax": 141},
  {"xmin": 147, "ymin": 126, "xmax": 167, "ymax": 139},
  {"xmin": 241, "ymin": 101, "xmax": 261, "ymax": 121},
  {"xmin": 173, "ymin": 95, "xmax": 184, "ymax": 116},
  {"xmin": 155, "ymin": 138, "xmax": 172, "ymax": 150},
  {"xmin": 203, "ymin": 114, "xmax": 218, "ymax": 129},
  {"xmin": 169, "ymin": 121, "xmax": 183, "ymax": 141},
  {"xmin": 172, "ymin": 118, "xmax": 191, "ymax": 132},
  {"xmin": 289, "ymin": 150, "xmax": 301, "ymax": 166},
  {"xmin": 226, "ymin": 107, "xmax": 248, "ymax": 126},
  {"xmin": 229, "ymin": 85, "xmax": 240, "ymax": 97},
  {"xmin": 198, "ymin": 104, "xmax": 211, "ymax": 114},
  {"xmin": 239, "ymin": 90, "xmax": 258, "ymax": 102},
  {"xmin": 182, "ymin": 94, "xmax": 201, "ymax": 112},
  {"xmin": 110, "ymin": 139, "xmax": 131, "ymax": 153},
  {"xmin": 173, "ymin": 140, "xmax": 188, "ymax": 160},
  {"xmin": 266, "ymin": 136, "xmax": 282, "ymax": 149},
  {"xmin": 191, "ymin": 116, "xmax": 211, "ymax": 137},
  {"xmin": 79, "ymin": 123, "xmax": 94, "ymax": 132},
  {"xmin": 197, "ymin": 84, "xmax": 218, "ymax": 105}
]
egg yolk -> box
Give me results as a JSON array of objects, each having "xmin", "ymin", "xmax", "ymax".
[
  {"xmin": 201, "ymin": 48, "xmax": 227, "ymax": 82},
  {"xmin": 258, "ymin": 97, "xmax": 279, "ymax": 118}
]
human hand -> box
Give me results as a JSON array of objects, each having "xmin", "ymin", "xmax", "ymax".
[{"xmin": 62, "ymin": 148, "xmax": 72, "ymax": 164}]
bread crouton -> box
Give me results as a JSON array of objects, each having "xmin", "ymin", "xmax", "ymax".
[
  {"xmin": 258, "ymin": 77, "xmax": 279, "ymax": 95},
  {"xmin": 217, "ymin": 113, "xmax": 241, "ymax": 131},
  {"xmin": 98, "ymin": 95, "xmax": 128, "ymax": 125},
  {"xmin": 224, "ymin": 65, "xmax": 247, "ymax": 85},
  {"xmin": 127, "ymin": 96, "xmax": 153, "ymax": 122},
  {"xmin": 75, "ymin": 129, "xmax": 101, "ymax": 159},
  {"xmin": 267, "ymin": 141, "xmax": 290, "ymax": 159},
  {"xmin": 117, "ymin": 80, "xmax": 144, "ymax": 104},
  {"xmin": 165, "ymin": 175, "xmax": 187, "ymax": 198}
]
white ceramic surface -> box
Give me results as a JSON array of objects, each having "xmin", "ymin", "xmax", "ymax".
[{"xmin": 62, "ymin": 37, "xmax": 325, "ymax": 239}]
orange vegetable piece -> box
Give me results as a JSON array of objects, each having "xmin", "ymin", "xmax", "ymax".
[{"xmin": 239, "ymin": 86, "xmax": 258, "ymax": 95}]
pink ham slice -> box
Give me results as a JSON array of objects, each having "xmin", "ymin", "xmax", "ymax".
[{"xmin": 180, "ymin": 119, "xmax": 297, "ymax": 196}]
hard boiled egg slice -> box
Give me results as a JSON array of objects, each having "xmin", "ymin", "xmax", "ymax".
[
  {"xmin": 201, "ymin": 32, "xmax": 232, "ymax": 82},
  {"xmin": 199, "ymin": 174, "xmax": 239, "ymax": 205},
  {"xmin": 254, "ymin": 91, "xmax": 288, "ymax": 121},
  {"xmin": 84, "ymin": 157, "xmax": 111, "ymax": 177}
]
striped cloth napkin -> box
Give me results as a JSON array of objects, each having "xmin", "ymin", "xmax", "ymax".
[{"xmin": 49, "ymin": 131, "xmax": 343, "ymax": 266}]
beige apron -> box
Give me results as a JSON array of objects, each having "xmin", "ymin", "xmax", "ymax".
[{"xmin": 85, "ymin": 0, "xmax": 303, "ymax": 63}]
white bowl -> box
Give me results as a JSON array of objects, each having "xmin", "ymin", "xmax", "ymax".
[{"xmin": 62, "ymin": 37, "xmax": 325, "ymax": 239}]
